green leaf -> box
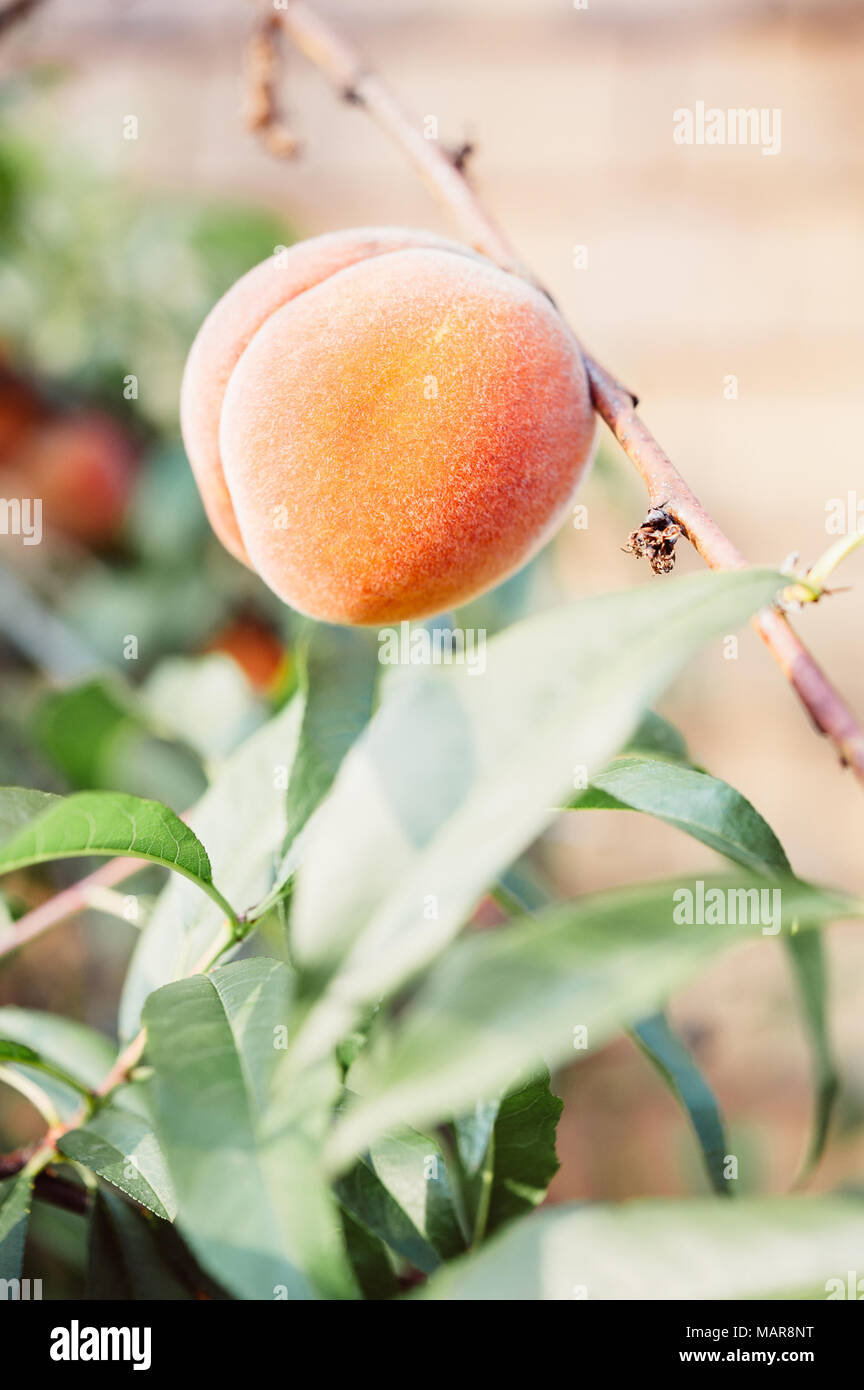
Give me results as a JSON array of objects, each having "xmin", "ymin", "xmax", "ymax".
[
  {"xmin": 573, "ymin": 756, "xmax": 788, "ymax": 875},
  {"xmin": 59, "ymin": 1105, "xmax": 177, "ymax": 1221},
  {"xmin": 250, "ymin": 625, "xmax": 380, "ymax": 922},
  {"xmin": 85, "ymin": 1188, "xmax": 192, "ymax": 1301},
  {"xmin": 492, "ymin": 864, "xmax": 721, "ymax": 1207},
  {"xmin": 144, "ymin": 957, "xmax": 356, "ymax": 1300},
  {"xmin": 0, "ymin": 1037, "xmax": 94, "ymax": 1103},
  {"xmin": 0, "ymin": 1007, "xmax": 115, "ymax": 1085},
  {"xmin": 335, "ymin": 1125, "xmax": 465, "ymax": 1275},
  {"xmin": 631, "ymin": 1013, "xmax": 729, "ymax": 1196},
  {"xmin": 33, "ymin": 675, "xmax": 206, "ymax": 807},
  {"xmin": 290, "ymin": 569, "xmax": 787, "ymax": 1064},
  {"xmin": 0, "ymin": 789, "xmax": 237, "ymax": 924},
  {"xmin": 787, "ymin": 930, "xmax": 836, "ymax": 1185},
  {"xmin": 0, "ymin": 1039, "xmax": 39, "ymax": 1065},
  {"xmin": 326, "ymin": 874, "xmax": 859, "ymax": 1170},
  {"xmin": 281, "ymin": 626, "xmax": 379, "ymax": 860},
  {"xmin": 482, "ymin": 1073, "xmax": 562, "ymax": 1237},
  {"xmin": 453, "ymin": 1072, "xmax": 563, "ymax": 1242},
  {"xmin": 0, "ymin": 787, "xmax": 56, "ymax": 841},
  {"xmin": 418, "ymin": 1196, "xmax": 864, "ymax": 1300},
  {"xmin": 453, "ymin": 1101, "xmax": 500, "ymax": 1179},
  {"xmin": 34, "ymin": 676, "xmax": 159, "ymax": 786},
  {"xmin": 119, "ymin": 694, "xmax": 305, "ymax": 1038},
  {"xmin": 571, "ymin": 752, "xmax": 835, "ymax": 1181},
  {"xmin": 0, "ymin": 1008, "xmax": 116, "ymax": 1121},
  {"xmin": 623, "ymin": 710, "xmax": 689, "ymax": 763},
  {"xmin": 340, "ymin": 1208, "xmax": 398, "ymax": 1300},
  {"xmin": 0, "ymin": 1171, "xmax": 33, "ymax": 1281}
]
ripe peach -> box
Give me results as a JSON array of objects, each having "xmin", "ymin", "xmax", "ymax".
[
  {"xmin": 4, "ymin": 411, "xmax": 137, "ymax": 545},
  {"xmin": 181, "ymin": 227, "xmax": 595, "ymax": 625},
  {"xmin": 202, "ymin": 617, "xmax": 289, "ymax": 694}
]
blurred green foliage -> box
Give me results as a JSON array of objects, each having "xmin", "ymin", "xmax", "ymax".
[
  {"xmin": 0, "ymin": 108, "xmax": 301, "ymax": 1132},
  {"xmin": 0, "ymin": 125, "xmax": 291, "ymax": 429}
]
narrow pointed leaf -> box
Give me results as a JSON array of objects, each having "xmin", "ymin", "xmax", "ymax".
[
  {"xmin": 572, "ymin": 751, "xmax": 836, "ymax": 1180},
  {"xmin": 418, "ymin": 1196, "xmax": 864, "ymax": 1300},
  {"xmin": 120, "ymin": 694, "xmax": 305, "ymax": 1036},
  {"xmin": 573, "ymin": 756, "xmax": 788, "ymax": 875},
  {"xmin": 340, "ymin": 1208, "xmax": 399, "ymax": 1300},
  {"xmin": 144, "ymin": 958, "xmax": 356, "ymax": 1300},
  {"xmin": 327, "ymin": 875, "xmax": 859, "ymax": 1170},
  {"xmin": 335, "ymin": 1125, "xmax": 465, "ymax": 1275},
  {"xmin": 281, "ymin": 626, "xmax": 379, "ymax": 859},
  {"xmin": 631, "ymin": 1013, "xmax": 729, "ymax": 1196},
  {"xmin": 0, "ymin": 1171, "xmax": 34, "ymax": 1281},
  {"xmin": 453, "ymin": 1072, "xmax": 562, "ymax": 1241},
  {"xmin": 291, "ymin": 569, "xmax": 787, "ymax": 1066}
]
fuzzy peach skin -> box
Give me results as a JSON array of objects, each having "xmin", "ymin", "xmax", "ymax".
[
  {"xmin": 181, "ymin": 227, "xmax": 476, "ymax": 565},
  {"xmin": 182, "ymin": 228, "xmax": 596, "ymax": 624}
]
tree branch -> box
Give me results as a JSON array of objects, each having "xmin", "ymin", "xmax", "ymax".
[
  {"xmin": 33, "ymin": 1166, "xmax": 91, "ymax": 1216},
  {"xmin": 243, "ymin": 12, "xmax": 301, "ymax": 158},
  {"xmin": 0, "ymin": 855, "xmax": 140, "ymax": 961},
  {"xmin": 0, "ymin": 0, "xmax": 45, "ymax": 38},
  {"xmin": 0, "ymin": 918, "xmax": 234, "ymax": 1187},
  {"xmin": 272, "ymin": 0, "xmax": 864, "ymax": 785}
]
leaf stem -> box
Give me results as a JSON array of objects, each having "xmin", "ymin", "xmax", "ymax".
[
  {"xmin": 471, "ymin": 1133, "xmax": 495, "ymax": 1248},
  {"xmin": 0, "ymin": 853, "xmax": 240, "ymax": 962},
  {"xmin": 805, "ymin": 531, "xmax": 864, "ymax": 596},
  {"xmin": 0, "ymin": 1064, "xmax": 62, "ymax": 1130}
]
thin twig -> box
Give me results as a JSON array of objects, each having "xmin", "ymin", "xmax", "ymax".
[
  {"xmin": 0, "ymin": 855, "xmax": 140, "ymax": 961},
  {"xmin": 0, "ymin": 920, "xmax": 235, "ymax": 1181},
  {"xmin": 243, "ymin": 13, "xmax": 301, "ymax": 158},
  {"xmin": 33, "ymin": 1167, "xmax": 91, "ymax": 1215},
  {"xmin": 0, "ymin": 0, "xmax": 44, "ymax": 38},
  {"xmin": 273, "ymin": 0, "xmax": 864, "ymax": 785}
]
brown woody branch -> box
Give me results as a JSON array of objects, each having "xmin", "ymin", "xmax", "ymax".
[
  {"xmin": 243, "ymin": 13, "xmax": 301, "ymax": 158},
  {"xmin": 272, "ymin": 0, "xmax": 864, "ymax": 785},
  {"xmin": 0, "ymin": 0, "xmax": 44, "ymax": 38}
]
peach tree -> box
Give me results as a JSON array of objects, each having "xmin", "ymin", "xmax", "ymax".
[{"xmin": 1, "ymin": 565, "xmax": 863, "ymax": 1299}]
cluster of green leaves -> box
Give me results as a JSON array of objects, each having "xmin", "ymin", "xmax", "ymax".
[{"xmin": 2, "ymin": 569, "xmax": 863, "ymax": 1300}]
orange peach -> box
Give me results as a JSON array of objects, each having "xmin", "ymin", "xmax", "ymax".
[
  {"xmin": 181, "ymin": 227, "xmax": 595, "ymax": 624},
  {"xmin": 6, "ymin": 411, "xmax": 137, "ymax": 545},
  {"xmin": 202, "ymin": 617, "xmax": 289, "ymax": 694}
]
